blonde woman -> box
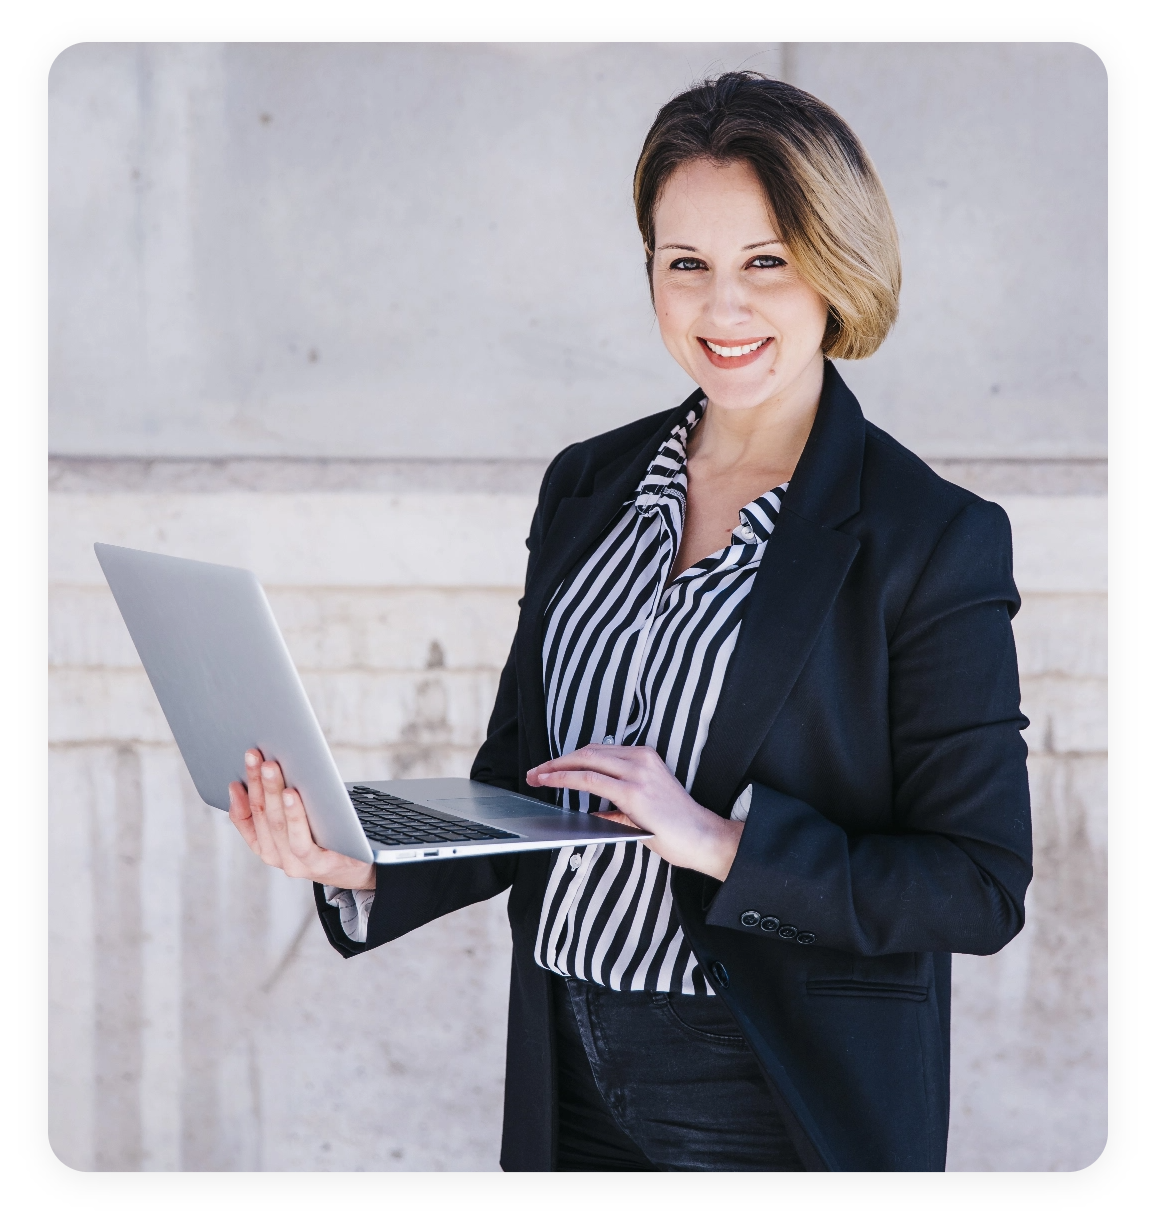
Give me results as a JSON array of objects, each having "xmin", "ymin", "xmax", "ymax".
[{"xmin": 231, "ymin": 73, "xmax": 1032, "ymax": 1172}]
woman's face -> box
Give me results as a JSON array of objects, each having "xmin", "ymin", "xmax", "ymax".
[{"xmin": 651, "ymin": 158, "xmax": 830, "ymax": 412}]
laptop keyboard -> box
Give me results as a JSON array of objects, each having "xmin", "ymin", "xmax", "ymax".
[{"xmin": 348, "ymin": 785, "xmax": 520, "ymax": 846}]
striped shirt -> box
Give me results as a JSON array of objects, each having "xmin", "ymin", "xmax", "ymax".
[{"xmin": 533, "ymin": 399, "xmax": 787, "ymax": 995}]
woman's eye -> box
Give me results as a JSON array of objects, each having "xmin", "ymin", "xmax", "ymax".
[
  {"xmin": 749, "ymin": 255, "xmax": 786, "ymax": 269},
  {"xmin": 669, "ymin": 257, "xmax": 707, "ymax": 271}
]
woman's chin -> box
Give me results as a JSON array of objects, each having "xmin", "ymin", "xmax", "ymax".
[{"xmin": 696, "ymin": 369, "xmax": 783, "ymax": 412}]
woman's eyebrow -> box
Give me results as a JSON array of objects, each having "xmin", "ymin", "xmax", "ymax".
[{"xmin": 655, "ymin": 238, "xmax": 784, "ymax": 252}]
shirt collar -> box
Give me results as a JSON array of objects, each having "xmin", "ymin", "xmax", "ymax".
[
  {"xmin": 631, "ymin": 398, "xmax": 705, "ymax": 516},
  {"xmin": 631, "ymin": 398, "xmax": 789, "ymax": 548},
  {"xmin": 732, "ymin": 488, "xmax": 787, "ymax": 546}
]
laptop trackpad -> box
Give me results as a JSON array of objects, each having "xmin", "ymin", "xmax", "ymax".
[{"xmin": 438, "ymin": 796, "xmax": 565, "ymax": 822}]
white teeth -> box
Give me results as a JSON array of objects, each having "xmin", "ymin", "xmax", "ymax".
[{"xmin": 705, "ymin": 338, "xmax": 770, "ymax": 357}]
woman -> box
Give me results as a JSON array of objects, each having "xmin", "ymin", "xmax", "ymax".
[{"xmin": 228, "ymin": 72, "xmax": 1032, "ymax": 1172}]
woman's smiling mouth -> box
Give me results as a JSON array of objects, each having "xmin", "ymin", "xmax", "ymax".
[{"xmin": 698, "ymin": 335, "xmax": 773, "ymax": 368}]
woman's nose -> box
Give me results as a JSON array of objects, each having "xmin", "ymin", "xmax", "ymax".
[{"xmin": 703, "ymin": 270, "xmax": 752, "ymax": 326}]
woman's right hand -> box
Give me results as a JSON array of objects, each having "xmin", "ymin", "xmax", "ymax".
[{"xmin": 228, "ymin": 748, "xmax": 376, "ymax": 891}]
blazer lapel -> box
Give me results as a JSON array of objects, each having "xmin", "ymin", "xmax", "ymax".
[
  {"xmin": 689, "ymin": 511, "xmax": 860, "ymax": 814},
  {"xmin": 690, "ymin": 362, "xmax": 867, "ymax": 816}
]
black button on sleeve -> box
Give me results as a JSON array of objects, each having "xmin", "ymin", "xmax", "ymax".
[
  {"xmin": 797, "ymin": 931, "xmax": 816, "ymax": 945},
  {"xmin": 759, "ymin": 915, "xmax": 780, "ymax": 934},
  {"xmin": 740, "ymin": 910, "xmax": 761, "ymax": 927},
  {"xmin": 777, "ymin": 924, "xmax": 799, "ymax": 940}
]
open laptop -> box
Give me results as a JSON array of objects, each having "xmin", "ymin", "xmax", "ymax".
[{"xmin": 94, "ymin": 543, "xmax": 649, "ymax": 865}]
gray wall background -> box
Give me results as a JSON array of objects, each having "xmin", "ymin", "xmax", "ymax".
[{"xmin": 47, "ymin": 42, "xmax": 1107, "ymax": 1171}]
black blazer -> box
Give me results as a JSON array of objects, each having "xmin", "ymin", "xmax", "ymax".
[{"xmin": 316, "ymin": 361, "xmax": 1032, "ymax": 1172}]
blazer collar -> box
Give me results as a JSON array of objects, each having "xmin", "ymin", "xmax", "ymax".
[
  {"xmin": 778, "ymin": 359, "xmax": 865, "ymax": 530},
  {"xmin": 527, "ymin": 359, "xmax": 862, "ymax": 603}
]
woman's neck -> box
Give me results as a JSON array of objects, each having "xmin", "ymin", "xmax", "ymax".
[{"xmin": 689, "ymin": 352, "xmax": 825, "ymax": 485}]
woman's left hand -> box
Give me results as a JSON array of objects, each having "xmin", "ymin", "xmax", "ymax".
[{"xmin": 526, "ymin": 744, "xmax": 743, "ymax": 882}]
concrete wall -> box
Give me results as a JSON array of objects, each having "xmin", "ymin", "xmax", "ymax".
[{"xmin": 47, "ymin": 42, "xmax": 1107, "ymax": 1171}]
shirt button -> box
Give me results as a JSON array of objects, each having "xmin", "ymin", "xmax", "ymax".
[
  {"xmin": 737, "ymin": 523, "xmax": 755, "ymax": 541},
  {"xmin": 568, "ymin": 854, "xmax": 583, "ymax": 871},
  {"xmin": 602, "ymin": 735, "xmax": 615, "ymax": 745}
]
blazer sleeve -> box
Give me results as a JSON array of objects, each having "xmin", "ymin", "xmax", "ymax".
[
  {"xmin": 705, "ymin": 498, "xmax": 1033, "ymax": 957},
  {"xmin": 314, "ymin": 852, "xmax": 518, "ymax": 959}
]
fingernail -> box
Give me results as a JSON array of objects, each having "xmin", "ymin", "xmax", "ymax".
[
  {"xmin": 262, "ymin": 765, "xmax": 275, "ymax": 779},
  {"xmin": 284, "ymin": 793, "xmax": 296, "ymax": 808},
  {"xmin": 245, "ymin": 752, "xmax": 257, "ymax": 766}
]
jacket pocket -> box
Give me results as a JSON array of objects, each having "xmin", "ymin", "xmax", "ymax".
[{"xmin": 806, "ymin": 952, "xmax": 931, "ymax": 1002}]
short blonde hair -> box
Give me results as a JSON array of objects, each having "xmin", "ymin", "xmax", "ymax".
[{"xmin": 634, "ymin": 72, "xmax": 901, "ymax": 360}]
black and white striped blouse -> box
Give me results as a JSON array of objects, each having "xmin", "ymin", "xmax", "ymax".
[{"xmin": 532, "ymin": 399, "xmax": 786, "ymax": 996}]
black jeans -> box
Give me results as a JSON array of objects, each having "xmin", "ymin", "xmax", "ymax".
[{"xmin": 551, "ymin": 973, "xmax": 804, "ymax": 1172}]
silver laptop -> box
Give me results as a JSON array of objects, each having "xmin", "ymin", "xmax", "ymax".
[{"xmin": 94, "ymin": 543, "xmax": 649, "ymax": 865}]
